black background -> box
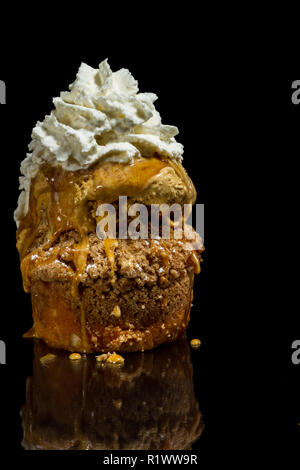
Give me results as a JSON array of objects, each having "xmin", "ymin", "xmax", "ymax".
[{"xmin": 0, "ymin": 17, "xmax": 299, "ymax": 466}]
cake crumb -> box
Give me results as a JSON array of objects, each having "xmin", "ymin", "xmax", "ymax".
[
  {"xmin": 96, "ymin": 352, "xmax": 125, "ymax": 367},
  {"xmin": 69, "ymin": 353, "xmax": 82, "ymax": 361},
  {"xmin": 107, "ymin": 352, "xmax": 124, "ymax": 366},
  {"xmin": 190, "ymin": 338, "xmax": 201, "ymax": 349},
  {"xmin": 96, "ymin": 353, "xmax": 110, "ymax": 363}
]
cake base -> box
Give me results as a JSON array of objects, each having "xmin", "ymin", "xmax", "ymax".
[{"xmin": 26, "ymin": 273, "xmax": 194, "ymax": 353}]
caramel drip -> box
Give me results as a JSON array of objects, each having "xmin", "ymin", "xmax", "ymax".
[
  {"xmin": 103, "ymin": 238, "xmax": 118, "ymax": 278},
  {"xmin": 189, "ymin": 252, "xmax": 201, "ymax": 274},
  {"xmin": 21, "ymin": 245, "xmax": 62, "ymax": 293},
  {"xmin": 72, "ymin": 234, "xmax": 89, "ymax": 351}
]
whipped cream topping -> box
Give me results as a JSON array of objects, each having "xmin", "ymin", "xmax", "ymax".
[{"xmin": 14, "ymin": 59, "xmax": 183, "ymax": 226}]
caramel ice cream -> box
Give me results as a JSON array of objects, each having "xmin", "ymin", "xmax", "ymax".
[{"xmin": 15, "ymin": 59, "xmax": 203, "ymax": 353}]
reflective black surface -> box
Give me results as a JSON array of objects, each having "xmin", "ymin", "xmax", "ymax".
[
  {"xmin": 21, "ymin": 338, "xmax": 204, "ymax": 450},
  {"xmin": 0, "ymin": 35, "xmax": 299, "ymax": 463}
]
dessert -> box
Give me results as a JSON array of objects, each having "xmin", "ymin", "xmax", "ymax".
[
  {"xmin": 21, "ymin": 339, "xmax": 204, "ymax": 450},
  {"xmin": 15, "ymin": 59, "xmax": 203, "ymax": 353}
]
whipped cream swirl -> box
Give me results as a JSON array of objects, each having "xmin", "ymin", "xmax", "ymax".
[{"xmin": 14, "ymin": 59, "xmax": 183, "ymax": 226}]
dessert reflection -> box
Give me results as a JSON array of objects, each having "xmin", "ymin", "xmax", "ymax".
[{"xmin": 21, "ymin": 338, "xmax": 204, "ymax": 450}]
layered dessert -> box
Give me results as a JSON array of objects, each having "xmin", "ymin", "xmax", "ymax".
[
  {"xmin": 15, "ymin": 59, "xmax": 203, "ymax": 353},
  {"xmin": 22, "ymin": 339, "xmax": 204, "ymax": 450}
]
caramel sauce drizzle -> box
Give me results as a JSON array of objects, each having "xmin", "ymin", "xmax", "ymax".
[
  {"xmin": 189, "ymin": 252, "xmax": 201, "ymax": 274},
  {"xmin": 103, "ymin": 238, "xmax": 118, "ymax": 279},
  {"xmin": 72, "ymin": 235, "xmax": 90, "ymax": 350}
]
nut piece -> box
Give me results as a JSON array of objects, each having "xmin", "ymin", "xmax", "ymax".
[
  {"xmin": 96, "ymin": 353, "xmax": 110, "ymax": 363},
  {"xmin": 69, "ymin": 353, "xmax": 82, "ymax": 361},
  {"xmin": 96, "ymin": 352, "xmax": 124, "ymax": 366},
  {"xmin": 170, "ymin": 268, "xmax": 180, "ymax": 279},
  {"xmin": 107, "ymin": 353, "xmax": 124, "ymax": 365},
  {"xmin": 190, "ymin": 338, "xmax": 201, "ymax": 349},
  {"xmin": 111, "ymin": 305, "xmax": 121, "ymax": 318}
]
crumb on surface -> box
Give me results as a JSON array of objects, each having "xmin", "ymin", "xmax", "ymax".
[
  {"xmin": 95, "ymin": 351, "xmax": 124, "ymax": 366},
  {"xmin": 190, "ymin": 338, "xmax": 201, "ymax": 349},
  {"xmin": 69, "ymin": 353, "xmax": 82, "ymax": 361}
]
